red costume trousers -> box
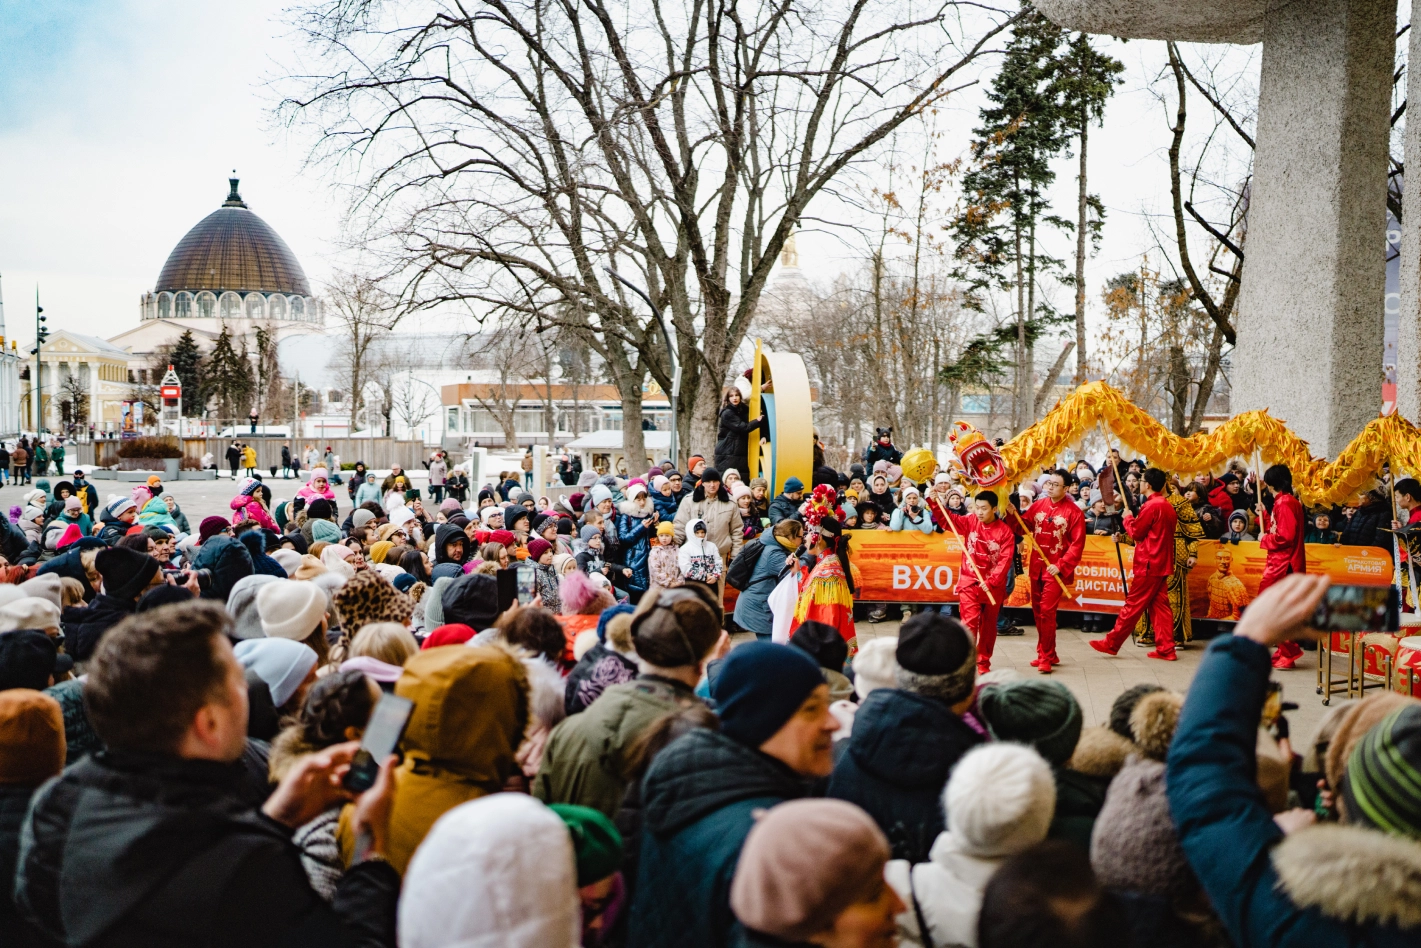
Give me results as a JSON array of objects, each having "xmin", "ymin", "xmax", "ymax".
[
  {"xmin": 1029, "ymin": 571, "xmax": 1064, "ymax": 664},
  {"xmin": 1260, "ymin": 560, "xmax": 1305, "ymax": 661},
  {"xmin": 959, "ymin": 585, "xmax": 1003, "ymax": 668},
  {"xmin": 1103, "ymin": 574, "xmax": 1175, "ymax": 657}
]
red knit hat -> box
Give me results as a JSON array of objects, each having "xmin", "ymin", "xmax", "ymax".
[
  {"xmin": 421, "ymin": 623, "xmax": 477, "ymax": 650},
  {"xmin": 527, "ymin": 538, "xmax": 553, "ymax": 562},
  {"xmin": 488, "ymin": 529, "xmax": 516, "ymax": 548}
]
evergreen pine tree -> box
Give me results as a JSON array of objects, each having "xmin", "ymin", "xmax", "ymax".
[
  {"xmin": 167, "ymin": 330, "xmax": 204, "ymax": 410},
  {"xmin": 950, "ymin": 5, "xmax": 1070, "ymax": 432},
  {"xmin": 203, "ymin": 325, "xmax": 249, "ymax": 422}
]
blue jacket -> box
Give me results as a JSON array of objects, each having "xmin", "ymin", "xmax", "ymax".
[
  {"xmin": 651, "ymin": 490, "xmax": 680, "ymax": 523},
  {"xmin": 732, "ymin": 540, "xmax": 791, "ymax": 636},
  {"xmin": 1168, "ymin": 635, "xmax": 1417, "ymax": 947},
  {"xmin": 628, "ymin": 729, "xmax": 808, "ymax": 948},
  {"xmin": 827, "ymin": 688, "xmax": 983, "ymax": 863},
  {"xmin": 192, "ymin": 535, "xmax": 254, "ymax": 603},
  {"xmin": 889, "ymin": 504, "xmax": 934, "ymax": 534},
  {"xmin": 617, "ymin": 511, "xmax": 652, "ymax": 593}
]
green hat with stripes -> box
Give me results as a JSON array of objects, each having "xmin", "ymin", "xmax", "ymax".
[{"xmin": 1343, "ymin": 705, "xmax": 1421, "ymax": 839}]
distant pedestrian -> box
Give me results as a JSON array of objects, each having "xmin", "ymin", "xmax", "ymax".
[
  {"xmin": 225, "ymin": 442, "xmax": 241, "ymax": 478},
  {"xmin": 428, "ymin": 452, "xmax": 447, "ymax": 503},
  {"xmin": 522, "ymin": 449, "xmax": 534, "ymax": 489},
  {"xmin": 281, "ymin": 442, "xmax": 293, "ymax": 478}
]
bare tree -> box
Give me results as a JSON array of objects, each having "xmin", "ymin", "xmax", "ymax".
[
  {"xmin": 281, "ymin": 0, "xmax": 1018, "ymax": 465},
  {"xmin": 389, "ymin": 376, "xmax": 439, "ymax": 436},
  {"xmin": 58, "ymin": 373, "xmax": 89, "ymax": 435},
  {"xmin": 325, "ymin": 271, "xmax": 400, "ymax": 430}
]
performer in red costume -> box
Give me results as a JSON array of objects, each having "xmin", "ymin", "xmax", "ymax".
[
  {"xmin": 931, "ymin": 490, "xmax": 1015, "ymax": 674},
  {"xmin": 1017, "ymin": 470, "xmax": 1086, "ymax": 673},
  {"xmin": 1258, "ymin": 464, "xmax": 1308, "ymax": 669},
  {"xmin": 1090, "ymin": 468, "xmax": 1180, "ymax": 661}
]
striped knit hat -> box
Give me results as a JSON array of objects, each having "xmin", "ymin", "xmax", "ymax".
[{"xmin": 1343, "ymin": 705, "xmax": 1421, "ymax": 839}]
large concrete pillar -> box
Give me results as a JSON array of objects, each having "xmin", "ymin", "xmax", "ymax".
[
  {"xmin": 1397, "ymin": 17, "xmax": 1421, "ymax": 420},
  {"xmin": 1231, "ymin": 0, "xmax": 1394, "ymax": 457}
]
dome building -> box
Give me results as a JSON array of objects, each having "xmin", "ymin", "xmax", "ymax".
[{"xmin": 136, "ymin": 176, "xmax": 323, "ymax": 326}]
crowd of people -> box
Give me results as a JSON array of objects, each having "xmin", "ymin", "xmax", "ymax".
[{"xmin": 0, "ymin": 406, "xmax": 1416, "ymax": 947}]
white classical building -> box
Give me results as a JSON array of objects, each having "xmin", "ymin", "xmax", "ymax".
[{"xmin": 0, "ymin": 277, "xmax": 23, "ymax": 437}]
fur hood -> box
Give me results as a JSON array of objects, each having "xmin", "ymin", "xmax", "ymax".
[
  {"xmin": 1273, "ymin": 823, "xmax": 1421, "ymax": 929},
  {"xmin": 1067, "ymin": 726, "xmax": 1135, "ymax": 780},
  {"xmin": 619, "ymin": 495, "xmax": 656, "ymax": 519},
  {"xmin": 267, "ymin": 725, "xmax": 321, "ymax": 784}
]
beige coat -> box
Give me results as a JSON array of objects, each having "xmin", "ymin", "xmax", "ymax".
[{"xmin": 673, "ymin": 491, "xmax": 743, "ymax": 562}]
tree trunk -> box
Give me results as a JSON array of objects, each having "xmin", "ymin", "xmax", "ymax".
[
  {"xmin": 1075, "ymin": 112, "xmax": 1089, "ymax": 383},
  {"xmin": 608, "ymin": 349, "xmax": 647, "ymax": 476},
  {"xmin": 1188, "ymin": 323, "xmax": 1226, "ymax": 433},
  {"xmin": 1168, "ymin": 342, "xmax": 1189, "ymax": 435},
  {"xmin": 1013, "ymin": 207, "xmax": 1026, "ymax": 433}
]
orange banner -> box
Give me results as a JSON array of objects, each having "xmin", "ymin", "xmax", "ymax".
[{"xmin": 848, "ymin": 531, "xmax": 1393, "ymax": 618}]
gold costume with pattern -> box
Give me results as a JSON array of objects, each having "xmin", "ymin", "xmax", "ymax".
[{"xmin": 1135, "ymin": 488, "xmax": 1203, "ymax": 646}]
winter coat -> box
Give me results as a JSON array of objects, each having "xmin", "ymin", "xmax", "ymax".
[
  {"xmin": 767, "ymin": 492, "xmax": 802, "ymax": 526},
  {"xmin": 2, "ymin": 784, "xmax": 45, "ymax": 947},
  {"xmin": 191, "ymin": 534, "xmax": 255, "ymax": 602},
  {"xmin": 1050, "ymin": 764, "xmax": 1109, "ymax": 852},
  {"xmin": 0, "ymin": 514, "xmax": 30, "ymax": 565},
  {"xmin": 1167, "ymin": 633, "xmax": 1421, "ymax": 947},
  {"xmin": 628, "ymin": 728, "xmax": 809, "ymax": 948},
  {"xmin": 864, "ymin": 441, "xmax": 903, "ymax": 468},
  {"xmin": 38, "ymin": 541, "xmax": 100, "ymax": 602},
  {"xmin": 617, "ymin": 499, "xmax": 656, "ymax": 592},
  {"xmin": 885, "ymin": 831, "xmax": 1007, "ymax": 948},
  {"xmin": 335, "ymin": 643, "xmax": 530, "ymax": 875},
  {"xmin": 890, "ymin": 504, "xmax": 934, "ymax": 534},
  {"xmin": 678, "ymin": 519, "xmax": 724, "ymax": 584},
  {"xmin": 61, "ymin": 593, "xmax": 137, "ymax": 662},
  {"xmin": 164, "ymin": 500, "xmax": 190, "ymax": 534},
  {"xmin": 535, "ymin": 676, "xmax": 701, "ymax": 817},
  {"xmin": 732, "ymin": 538, "xmax": 793, "ymax": 637},
  {"xmin": 354, "ymin": 480, "xmax": 383, "ymax": 509},
  {"xmin": 1342, "ymin": 497, "xmax": 1391, "ymax": 548},
  {"xmin": 14, "ymin": 750, "xmax": 398, "ymax": 948},
  {"xmin": 651, "ymin": 489, "xmax": 681, "ymax": 523},
  {"xmin": 827, "ymin": 688, "xmax": 984, "ymax": 864},
  {"xmin": 563, "ymin": 641, "xmax": 640, "ymax": 715},
  {"xmin": 428, "ymin": 458, "xmax": 446, "ymax": 486},
  {"xmin": 533, "ymin": 561, "xmax": 561, "ymax": 613},
  {"xmin": 713, "ymin": 402, "xmax": 764, "ymax": 474},
  {"xmin": 673, "ymin": 489, "xmax": 744, "ymax": 563},
  {"xmin": 136, "ymin": 497, "xmax": 179, "ymax": 532},
  {"xmin": 94, "ymin": 509, "xmax": 130, "ymax": 546},
  {"xmin": 431, "ymin": 523, "xmax": 466, "ymax": 567},
  {"xmin": 648, "ymin": 543, "xmax": 683, "ymax": 589},
  {"xmin": 230, "ymin": 495, "xmax": 278, "ymax": 533}
]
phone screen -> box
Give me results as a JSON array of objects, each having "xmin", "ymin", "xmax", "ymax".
[
  {"xmin": 515, "ymin": 562, "xmax": 537, "ymax": 605},
  {"xmin": 1311, "ymin": 584, "xmax": 1399, "ymax": 633},
  {"xmin": 343, "ymin": 694, "xmax": 413, "ymax": 792}
]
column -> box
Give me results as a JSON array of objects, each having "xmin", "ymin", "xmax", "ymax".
[
  {"xmin": 1231, "ymin": 0, "xmax": 1395, "ymax": 456},
  {"xmin": 1398, "ymin": 19, "xmax": 1421, "ymax": 420}
]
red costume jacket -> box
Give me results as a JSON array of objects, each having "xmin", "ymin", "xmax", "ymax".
[
  {"xmin": 940, "ymin": 509, "xmax": 1015, "ymax": 592},
  {"xmin": 1259, "ymin": 492, "xmax": 1307, "ymax": 574},
  {"xmin": 1124, "ymin": 493, "xmax": 1178, "ymax": 578},
  {"xmin": 1019, "ymin": 497, "xmax": 1086, "ymax": 583}
]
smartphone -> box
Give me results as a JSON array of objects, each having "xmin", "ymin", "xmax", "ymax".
[
  {"xmin": 496, "ymin": 566, "xmax": 517, "ymax": 614},
  {"xmin": 342, "ymin": 694, "xmax": 413, "ymax": 792},
  {"xmin": 1311, "ymin": 584, "xmax": 1399, "ymax": 633},
  {"xmin": 515, "ymin": 562, "xmax": 537, "ymax": 605}
]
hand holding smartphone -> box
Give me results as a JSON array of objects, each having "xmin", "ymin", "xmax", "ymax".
[{"xmin": 343, "ymin": 694, "xmax": 413, "ymax": 793}]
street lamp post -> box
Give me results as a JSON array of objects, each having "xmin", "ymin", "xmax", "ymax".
[
  {"xmin": 31, "ymin": 289, "xmax": 48, "ymax": 435},
  {"xmin": 602, "ymin": 267, "xmax": 679, "ymax": 467}
]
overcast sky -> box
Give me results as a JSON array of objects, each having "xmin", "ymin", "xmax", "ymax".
[{"xmin": 0, "ymin": 0, "xmax": 1265, "ymax": 346}]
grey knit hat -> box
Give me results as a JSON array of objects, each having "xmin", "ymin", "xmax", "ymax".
[{"xmin": 978, "ymin": 679, "xmax": 1083, "ymax": 766}]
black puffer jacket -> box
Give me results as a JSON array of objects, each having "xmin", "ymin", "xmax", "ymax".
[
  {"xmin": 826, "ymin": 687, "xmax": 983, "ymax": 863},
  {"xmin": 61, "ymin": 593, "xmax": 137, "ymax": 663},
  {"xmin": 15, "ymin": 749, "xmax": 398, "ymax": 948},
  {"xmin": 713, "ymin": 402, "xmax": 765, "ymax": 475},
  {"xmin": 627, "ymin": 729, "xmax": 809, "ymax": 948},
  {"xmin": 2, "ymin": 784, "xmax": 45, "ymax": 947},
  {"xmin": 1341, "ymin": 496, "xmax": 1391, "ymax": 549},
  {"xmin": 192, "ymin": 535, "xmax": 255, "ymax": 602}
]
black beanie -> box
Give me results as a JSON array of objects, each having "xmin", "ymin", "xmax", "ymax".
[
  {"xmin": 712, "ymin": 642, "xmax": 824, "ymax": 748},
  {"xmin": 441, "ymin": 573, "xmax": 500, "ymax": 630},
  {"xmin": 896, "ymin": 612, "xmax": 973, "ymax": 675},
  {"xmin": 701, "ymin": 467, "xmax": 722, "ymax": 483},
  {"xmin": 95, "ymin": 546, "xmax": 160, "ymax": 601},
  {"xmin": 789, "ymin": 621, "xmax": 849, "ymax": 674},
  {"xmin": 307, "ymin": 498, "xmax": 334, "ymax": 521}
]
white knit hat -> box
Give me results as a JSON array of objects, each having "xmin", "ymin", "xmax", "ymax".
[
  {"xmin": 652, "ymin": 475, "xmax": 670, "ymax": 491},
  {"xmin": 270, "ymin": 548, "xmax": 302, "ymax": 575},
  {"xmin": 18, "ymin": 573, "xmax": 63, "ymax": 609},
  {"xmin": 589, "ymin": 484, "xmax": 613, "ymax": 506},
  {"xmin": 933, "ymin": 472, "xmax": 952, "ymax": 486},
  {"xmin": 852, "ymin": 636, "xmax": 899, "ymax": 700},
  {"xmin": 626, "ymin": 482, "xmax": 647, "ymax": 500},
  {"xmin": 390, "ymin": 507, "xmax": 417, "ymax": 529},
  {"xmin": 944, "ymin": 743, "xmax": 1056, "ymax": 858},
  {"xmin": 256, "ymin": 580, "xmax": 329, "ymax": 641},
  {"xmin": 234, "ymin": 638, "xmax": 318, "ymax": 708},
  {"xmin": 480, "ymin": 505, "xmax": 502, "ymax": 524},
  {"xmin": 0, "ymin": 585, "xmax": 26, "ymax": 610},
  {"xmin": 0, "ymin": 596, "xmax": 61, "ymax": 634}
]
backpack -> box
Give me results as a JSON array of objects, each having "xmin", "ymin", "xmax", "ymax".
[{"xmin": 725, "ymin": 536, "xmax": 764, "ymax": 591}]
